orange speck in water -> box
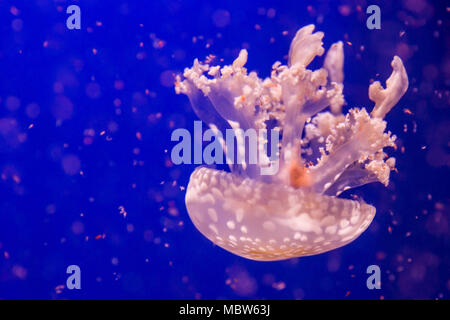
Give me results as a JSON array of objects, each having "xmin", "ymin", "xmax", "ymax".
[
  {"xmin": 55, "ymin": 284, "xmax": 65, "ymax": 294},
  {"xmin": 403, "ymin": 108, "xmax": 414, "ymax": 115},
  {"xmin": 289, "ymin": 161, "xmax": 312, "ymax": 188},
  {"xmin": 12, "ymin": 175, "xmax": 21, "ymax": 184}
]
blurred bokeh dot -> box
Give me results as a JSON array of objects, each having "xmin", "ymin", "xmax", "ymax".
[
  {"xmin": 5, "ymin": 96, "xmax": 20, "ymax": 111},
  {"xmin": 25, "ymin": 103, "xmax": 40, "ymax": 119},
  {"xmin": 62, "ymin": 154, "xmax": 81, "ymax": 176},
  {"xmin": 212, "ymin": 9, "xmax": 231, "ymax": 28}
]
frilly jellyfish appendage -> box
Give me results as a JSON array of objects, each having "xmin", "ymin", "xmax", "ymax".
[{"xmin": 175, "ymin": 25, "xmax": 408, "ymax": 261}]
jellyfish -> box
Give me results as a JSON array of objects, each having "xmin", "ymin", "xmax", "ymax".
[{"xmin": 175, "ymin": 25, "xmax": 408, "ymax": 261}]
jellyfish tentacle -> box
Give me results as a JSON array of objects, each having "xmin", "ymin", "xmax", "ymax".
[
  {"xmin": 177, "ymin": 80, "xmax": 243, "ymax": 173},
  {"xmin": 308, "ymin": 56, "xmax": 408, "ymax": 193},
  {"xmin": 275, "ymin": 27, "xmax": 346, "ymax": 184},
  {"xmin": 323, "ymin": 41, "xmax": 345, "ymax": 114},
  {"xmin": 324, "ymin": 41, "xmax": 344, "ymax": 84},
  {"xmin": 322, "ymin": 163, "xmax": 379, "ymax": 196},
  {"xmin": 176, "ymin": 52, "xmax": 266, "ymax": 177},
  {"xmin": 288, "ymin": 24, "xmax": 325, "ymax": 67},
  {"xmin": 370, "ymin": 56, "xmax": 409, "ymax": 119},
  {"xmin": 282, "ymin": 25, "xmax": 326, "ymax": 165},
  {"xmin": 308, "ymin": 108, "xmax": 396, "ymax": 194}
]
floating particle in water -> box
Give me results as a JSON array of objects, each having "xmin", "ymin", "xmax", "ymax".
[
  {"xmin": 266, "ymin": 8, "xmax": 276, "ymax": 19},
  {"xmin": 272, "ymin": 281, "xmax": 286, "ymax": 291},
  {"xmin": 225, "ymin": 265, "xmax": 257, "ymax": 297},
  {"xmin": 5, "ymin": 96, "xmax": 20, "ymax": 111},
  {"xmin": 338, "ymin": 5, "xmax": 351, "ymax": 16},
  {"xmin": 10, "ymin": 6, "xmax": 20, "ymax": 16},
  {"xmin": 61, "ymin": 154, "xmax": 81, "ymax": 176},
  {"xmin": 86, "ymin": 82, "xmax": 101, "ymax": 99},
  {"xmin": 212, "ymin": 10, "xmax": 231, "ymax": 28},
  {"xmin": 55, "ymin": 284, "xmax": 65, "ymax": 294},
  {"xmin": 11, "ymin": 19, "xmax": 23, "ymax": 32},
  {"xmin": 71, "ymin": 221, "xmax": 84, "ymax": 235},
  {"xmin": 160, "ymin": 70, "xmax": 176, "ymax": 88},
  {"xmin": 12, "ymin": 265, "xmax": 27, "ymax": 280},
  {"xmin": 118, "ymin": 206, "xmax": 127, "ymax": 218},
  {"xmin": 52, "ymin": 95, "xmax": 73, "ymax": 122}
]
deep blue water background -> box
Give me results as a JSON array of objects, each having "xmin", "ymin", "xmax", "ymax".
[{"xmin": 0, "ymin": 0, "xmax": 448, "ymax": 299}]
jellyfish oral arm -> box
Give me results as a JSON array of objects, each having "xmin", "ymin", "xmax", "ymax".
[
  {"xmin": 307, "ymin": 107, "xmax": 396, "ymax": 194},
  {"xmin": 370, "ymin": 56, "xmax": 409, "ymax": 119},
  {"xmin": 306, "ymin": 54, "xmax": 408, "ymax": 194}
]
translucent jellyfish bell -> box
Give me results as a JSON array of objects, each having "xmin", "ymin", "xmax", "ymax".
[
  {"xmin": 176, "ymin": 25, "xmax": 408, "ymax": 261},
  {"xmin": 186, "ymin": 167, "xmax": 377, "ymax": 261}
]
